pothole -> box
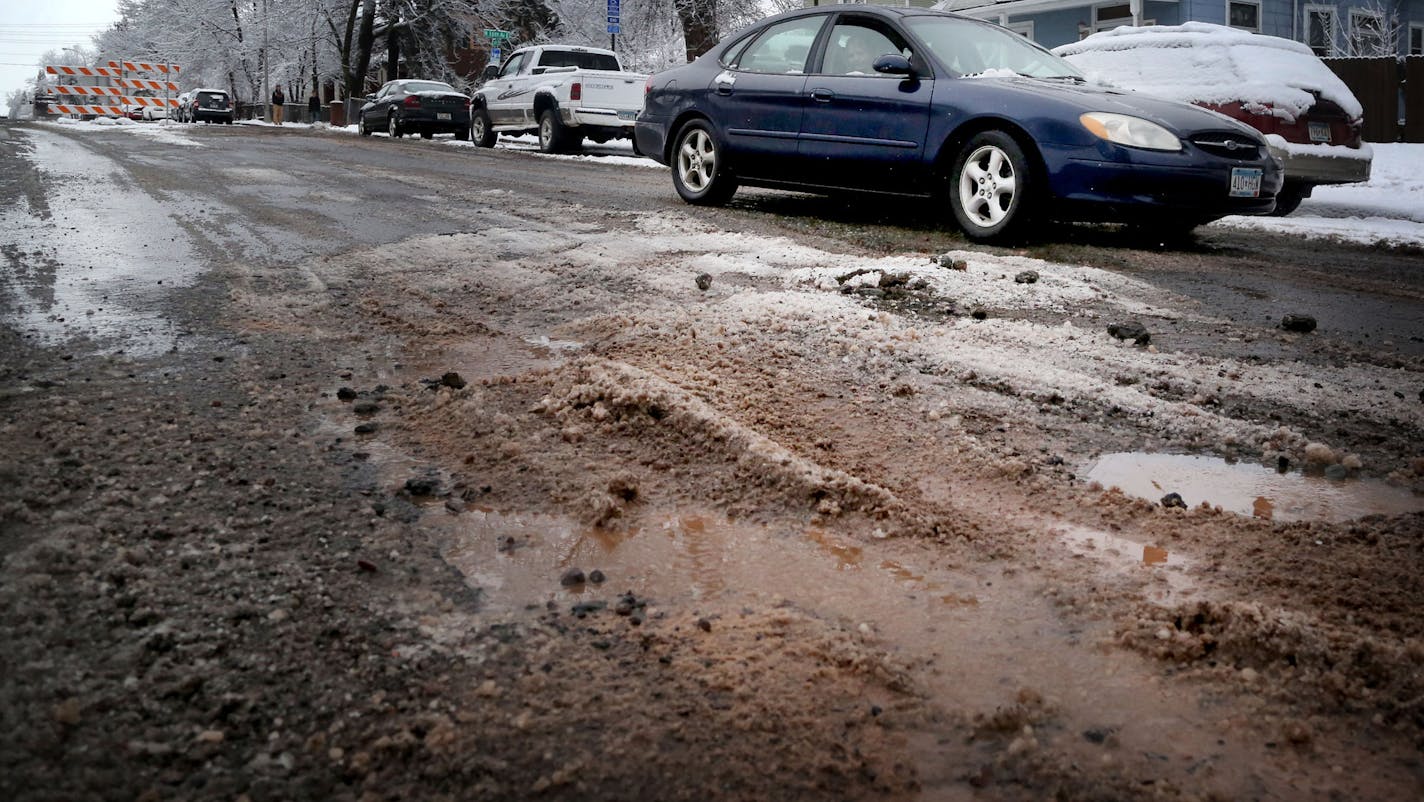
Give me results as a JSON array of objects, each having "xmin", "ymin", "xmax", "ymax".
[{"xmin": 1086, "ymin": 452, "xmax": 1424, "ymax": 522}]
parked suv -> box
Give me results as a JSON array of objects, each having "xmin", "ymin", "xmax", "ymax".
[{"xmin": 186, "ymin": 88, "xmax": 233, "ymax": 124}]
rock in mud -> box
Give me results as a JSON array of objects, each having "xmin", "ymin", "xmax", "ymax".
[
  {"xmin": 354, "ymin": 422, "xmax": 378, "ymax": 434},
  {"xmin": 695, "ymin": 273, "xmax": 712, "ymax": 291},
  {"xmin": 971, "ymin": 309, "xmax": 988, "ymax": 320},
  {"xmin": 353, "ymin": 400, "xmax": 380, "ymax": 415},
  {"xmin": 588, "ymin": 569, "xmax": 606, "ymax": 584},
  {"xmin": 441, "ymin": 372, "xmax": 467, "ymax": 389},
  {"xmin": 336, "ymin": 387, "xmax": 358, "ymax": 401},
  {"xmin": 1014, "ymin": 270, "xmax": 1039, "ymax": 284},
  {"xmin": 1281, "ymin": 314, "xmax": 1317, "ymax": 333},
  {"xmin": 560, "ymin": 568, "xmax": 586, "ymax": 587},
  {"xmin": 1161, "ymin": 492, "xmax": 1187, "ymax": 509},
  {"xmin": 935, "ymin": 255, "xmax": 968, "ymax": 271},
  {"xmin": 404, "ymin": 477, "xmax": 440, "ymax": 496},
  {"xmin": 1108, "ymin": 322, "xmax": 1151, "ymax": 345}
]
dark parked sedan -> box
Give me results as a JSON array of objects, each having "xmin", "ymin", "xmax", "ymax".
[
  {"xmin": 635, "ymin": 7, "xmax": 1284, "ymax": 241},
  {"xmin": 359, "ymin": 80, "xmax": 471, "ymax": 140}
]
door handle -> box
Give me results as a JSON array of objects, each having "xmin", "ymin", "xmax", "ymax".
[
  {"xmin": 716, "ymin": 84, "xmax": 733, "ymax": 96},
  {"xmin": 809, "ymin": 88, "xmax": 834, "ymax": 102}
]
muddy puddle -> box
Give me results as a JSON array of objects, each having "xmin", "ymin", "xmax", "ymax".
[
  {"xmin": 426, "ymin": 505, "xmax": 1382, "ymax": 795},
  {"xmin": 1087, "ymin": 452, "xmax": 1424, "ymax": 523}
]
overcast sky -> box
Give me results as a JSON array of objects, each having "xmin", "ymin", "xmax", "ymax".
[{"xmin": 0, "ymin": 0, "xmax": 121, "ymax": 100}]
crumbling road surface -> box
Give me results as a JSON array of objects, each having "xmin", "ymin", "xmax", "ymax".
[{"xmin": 2, "ymin": 122, "xmax": 1421, "ymax": 801}]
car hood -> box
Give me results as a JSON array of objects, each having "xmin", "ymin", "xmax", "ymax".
[{"xmin": 964, "ymin": 76, "xmax": 1266, "ymax": 140}]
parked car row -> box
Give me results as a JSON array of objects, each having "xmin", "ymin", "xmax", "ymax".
[{"xmin": 176, "ymin": 9, "xmax": 1372, "ymax": 239}]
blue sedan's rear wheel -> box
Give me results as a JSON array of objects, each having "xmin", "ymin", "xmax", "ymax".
[
  {"xmin": 672, "ymin": 121, "xmax": 737, "ymax": 206},
  {"xmin": 951, "ymin": 131, "xmax": 1034, "ymax": 242}
]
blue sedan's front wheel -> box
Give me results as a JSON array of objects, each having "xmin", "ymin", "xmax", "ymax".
[
  {"xmin": 951, "ymin": 132, "xmax": 1035, "ymax": 242},
  {"xmin": 672, "ymin": 121, "xmax": 737, "ymax": 206}
]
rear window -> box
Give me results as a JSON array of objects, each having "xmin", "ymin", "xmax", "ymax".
[
  {"xmin": 197, "ymin": 91, "xmax": 228, "ymax": 102},
  {"xmin": 402, "ymin": 81, "xmax": 455, "ymax": 93},
  {"xmin": 539, "ymin": 51, "xmax": 620, "ymax": 71}
]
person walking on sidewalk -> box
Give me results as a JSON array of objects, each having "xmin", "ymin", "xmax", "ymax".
[
  {"xmin": 308, "ymin": 91, "xmax": 320, "ymax": 124},
  {"xmin": 271, "ymin": 85, "xmax": 285, "ymax": 125}
]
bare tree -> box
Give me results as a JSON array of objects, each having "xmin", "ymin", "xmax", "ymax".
[{"xmin": 1345, "ymin": 0, "xmax": 1406, "ymax": 58}]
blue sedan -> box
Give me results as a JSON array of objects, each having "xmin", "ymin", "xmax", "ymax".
[{"xmin": 635, "ymin": 7, "xmax": 1284, "ymax": 241}]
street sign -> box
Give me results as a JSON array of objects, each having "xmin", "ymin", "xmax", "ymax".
[
  {"xmin": 490, "ymin": 47, "xmax": 502, "ymax": 61},
  {"xmin": 483, "ymin": 29, "xmax": 511, "ymax": 41},
  {"xmin": 607, "ymin": 23, "xmax": 620, "ymax": 34}
]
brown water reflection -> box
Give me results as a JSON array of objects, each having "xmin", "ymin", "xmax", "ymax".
[{"xmin": 1087, "ymin": 453, "xmax": 1424, "ymax": 523}]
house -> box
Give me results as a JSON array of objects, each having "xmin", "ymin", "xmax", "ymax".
[{"xmin": 934, "ymin": 0, "xmax": 1423, "ymax": 56}]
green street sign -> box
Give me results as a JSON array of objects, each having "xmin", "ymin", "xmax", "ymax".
[{"xmin": 483, "ymin": 29, "xmax": 511, "ymax": 41}]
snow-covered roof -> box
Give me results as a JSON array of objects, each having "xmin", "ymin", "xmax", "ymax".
[{"xmin": 1053, "ymin": 23, "xmax": 1363, "ymax": 122}]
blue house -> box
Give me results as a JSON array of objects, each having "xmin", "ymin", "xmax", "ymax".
[{"xmin": 934, "ymin": 0, "xmax": 1423, "ymax": 55}]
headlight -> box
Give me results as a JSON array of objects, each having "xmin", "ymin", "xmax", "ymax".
[{"xmin": 1080, "ymin": 112, "xmax": 1181, "ymax": 152}]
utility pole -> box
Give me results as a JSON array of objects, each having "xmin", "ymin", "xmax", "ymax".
[{"xmin": 262, "ymin": 0, "xmax": 270, "ymax": 121}]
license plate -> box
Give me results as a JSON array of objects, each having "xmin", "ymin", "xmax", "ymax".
[
  {"xmin": 1229, "ymin": 167, "xmax": 1262, "ymax": 198},
  {"xmin": 617, "ymin": 110, "xmax": 637, "ymax": 120},
  {"xmin": 437, "ymin": 112, "xmax": 451, "ymax": 121},
  {"xmin": 1308, "ymin": 121, "xmax": 1331, "ymax": 143}
]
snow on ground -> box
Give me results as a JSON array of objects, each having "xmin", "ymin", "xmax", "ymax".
[
  {"xmin": 347, "ymin": 210, "xmax": 1416, "ymax": 478},
  {"xmin": 34, "ymin": 117, "xmax": 1424, "ymax": 246}
]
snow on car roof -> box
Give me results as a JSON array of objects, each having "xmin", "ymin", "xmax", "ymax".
[{"xmin": 1052, "ymin": 22, "xmax": 1362, "ymax": 122}]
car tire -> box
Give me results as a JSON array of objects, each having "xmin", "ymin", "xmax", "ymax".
[
  {"xmin": 388, "ymin": 114, "xmax": 402, "ymax": 138},
  {"xmin": 671, "ymin": 120, "xmax": 737, "ymax": 206},
  {"xmin": 1270, "ymin": 184, "xmax": 1308, "ymax": 216},
  {"xmin": 359, "ymin": 117, "xmax": 371, "ymax": 137},
  {"xmin": 471, "ymin": 109, "xmax": 496, "ymax": 147},
  {"xmin": 538, "ymin": 109, "xmax": 569, "ymax": 153},
  {"xmin": 950, "ymin": 131, "xmax": 1036, "ymax": 242}
]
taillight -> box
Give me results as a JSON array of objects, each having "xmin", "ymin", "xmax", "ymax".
[
  {"xmin": 570, "ymin": 82, "xmax": 581, "ymax": 101},
  {"xmin": 645, "ymin": 76, "xmax": 653, "ymax": 95},
  {"xmin": 464, "ymin": 98, "xmax": 471, "ymax": 110},
  {"xmin": 404, "ymin": 95, "xmax": 421, "ymax": 108}
]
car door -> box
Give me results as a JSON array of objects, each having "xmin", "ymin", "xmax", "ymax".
[
  {"xmin": 704, "ymin": 14, "xmax": 827, "ymax": 182},
  {"xmin": 383, "ymin": 83, "xmax": 404, "ymax": 127},
  {"xmin": 364, "ymin": 82, "xmax": 391, "ymax": 125},
  {"xmin": 798, "ymin": 15, "xmax": 933, "ymax": 193},
  {"xmin": 484, "ymin": 52, "xmax": 529, "ymax": 126}
]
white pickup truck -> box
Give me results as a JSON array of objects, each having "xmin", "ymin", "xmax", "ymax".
[{"xmin": 471, "ymin": 45, "xmax": 648, "ymax": 153}]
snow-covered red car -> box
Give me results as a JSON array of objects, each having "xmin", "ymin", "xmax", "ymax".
[{"xmin": 1055, "ymin": 23, "xmax": 1371, "ymax": 215}]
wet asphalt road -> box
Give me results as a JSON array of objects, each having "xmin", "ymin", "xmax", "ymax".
[{"xmin": 1, "ymin": 120, "xmax": 1420, "ymax": 359}]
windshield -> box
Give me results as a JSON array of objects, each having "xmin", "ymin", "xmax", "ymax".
[
  {"xmin": 403, "ymin": 81, "xmax": 456, "ymax": 94},
  {"xmin": 905, "ymin": 17, "xmax": 1083, "ymax": 79}
]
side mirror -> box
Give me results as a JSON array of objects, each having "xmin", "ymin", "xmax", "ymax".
[
  {"xmin": 482, "ymin": 65, "xmax": 500, "ymax": 81},
  {"xmin": 363, "ymin": 94, "xmax": 375, "ymax": 103},
  {"xmin": 873, "ymin": 54, "xmax": 913, "ymax": 76}
]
